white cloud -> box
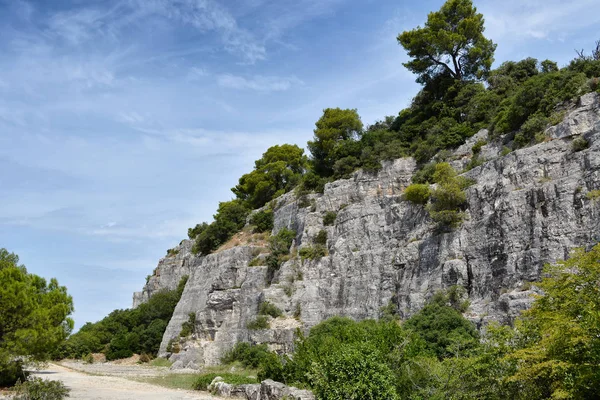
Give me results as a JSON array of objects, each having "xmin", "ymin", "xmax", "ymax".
[
  {"xmin": 134, "ymin": 0, "xmax": 267, "ymax": 63},
  {"xmin": 479, "ymin": 0, "xmax": 600, "ymax": 41},
  {"xmin": 187, "ymin": 66, "xmax": 209, "ymax": 80},
  {"xmin": 217, "ymin": 74, "xmax": 303, "ymax": 91}
]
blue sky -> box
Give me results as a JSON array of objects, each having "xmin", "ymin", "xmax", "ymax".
[{"xmin": 1, "ymin": 0, "xmax": 598, "ymax": 330}]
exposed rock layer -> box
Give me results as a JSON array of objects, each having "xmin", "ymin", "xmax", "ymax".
[{"xmin": 133, "ymin": 93, "xmax": 600, "ymax": 369}]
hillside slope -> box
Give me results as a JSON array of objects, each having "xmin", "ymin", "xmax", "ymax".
[{"xmin": 134, "ymin": 93, "xmax": 600, "ymax": 369}]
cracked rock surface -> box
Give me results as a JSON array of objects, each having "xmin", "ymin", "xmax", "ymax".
[{"xmin": 133, "ymin": 93, "xmax": 600, "ymax": 369}]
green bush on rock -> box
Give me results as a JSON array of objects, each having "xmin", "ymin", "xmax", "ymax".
[{"xmin": 403, "ymin": 184, "xmax": 431, "ymax": 205}]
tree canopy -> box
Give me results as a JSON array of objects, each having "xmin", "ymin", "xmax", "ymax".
[
  {"xmin": 307, "ymin": 108, "xmax": 363, "ymax": 177},
  {"xmin": 233, "ymin": 144, "xmax": 307, "ymax": 209},
  {"xmin": 503, "ymin": 244, "xmax": 600, "ymax": 399},
  {"xmin": 0, "ymin": 248, "xmax": 74, "ymax": 386},
  {"xmin": 398, "ymin": 0, "xmax": 496, "ymax": 83}
]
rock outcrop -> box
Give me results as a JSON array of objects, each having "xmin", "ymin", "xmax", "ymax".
[
  {"xmin": 209, "ymin": 378, "xmax": 314, "ymax": 400},
  {"xmin": 133, "ymin": 92, "xmax": 600, "ymax": 369}
]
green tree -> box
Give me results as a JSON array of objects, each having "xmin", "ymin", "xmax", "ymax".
[
  {"xmin": 308, "ymin": 343, "xmax": 399, "ymax": 400},
  {"xmin": 398, "ymin": 0, "xmax": 496, "ymax": 83},
  {"xmin": 233, "ymin": 144, "xmax": 307, "ymax": 209},
  {"xmin": 192, "ymin": 200, "xmax": 249, "ymax": 255},
  {"xmin": 0, "ymin": 249, "xmax": 74, "ymax": 386},
  {"xmin": 504, "ymin": 244, "xmax": 600, "ymax": 399},
  {"xmin": 308, "ymin": 108, "xmax": 363, "ymax": 177},
  {"xmin": 404, "ymin": 290, "xmax": 478, "ymax": 359}
]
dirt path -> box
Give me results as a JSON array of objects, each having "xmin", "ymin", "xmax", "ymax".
[{"xmin": 29, "ymin": 364, "xmax": 218, "ymax": 400}]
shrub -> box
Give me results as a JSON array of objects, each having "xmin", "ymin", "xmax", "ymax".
[
  {"xmin": 192, "ymin": 200, "xmax": 250, "ymax": 255},
  {"xmin": 193, "ymin": 373, "xmax": 257, "ymax": 391},
  {"xmin": 188, "ymin": 222, "xmax": 208, "ymax": 239},
  {"xmin": 572, "ymin": 136, "xmax": 589, "ymax": 152},
  {"xmin": 259, "ymin": 301, "xmax": 283, "ymax": 318},
  {"xmin": 180, "ymin": 313, "xmax": 196, "ymax": 337},
  {"xmin": 404, "ymin": 291, "xmax": 479, "ymax": 359},
  {"xmin": 471, "ymin": 139, "xmax": 487, "ymax": 155},
  {"xmin": 269, "ymin": 228, "xmax": 296, "ymax": 256},
  {"xmin": 139, "ymin": 353, "xmax": 153, "ymax": 363},
  {"xmin": 293, "ymin": 303, "xmax": 302, "ymax": 320},
  {"xmin": 166, "ymin": 248, "xmax": 179, "ymax": 257},
  {"xmin": 12, "ymin": 378, "xmax": 70, "ymax": 400},
  {"xmin": 587, "ymin": 190, "xmax": 600, "ymax": 202},
  {"xmin": 427, "ymin": 163, "xmax": 468, "ymax": 228},
  {"xmin": 83, "ymin": 353, "xmax": 94, "ymax": 364},
  {"xmin": 299, "ymin": 245, "xmax": 327, "ymax": 260},
  {"xmin": 248, "ymin": 257, "xmax": 263, "ymax": 267},
  {"xmin": 300, "ymin": 171, "xmax": 327, "ymax": 194},
  {"xmin": 0, "ymin": 361, "xmax": 28, "ymax": 387},
  {"xmin": 308, "ymin": 343, "xmax": 400, "ymax": 400},
  {"xmin": 412, "ymin": 162, "xmax": 438, "ymax": 184},
  {"xmin": 221, "ymin": 342, "xmax": 270, "ymax": 368},
  {"xmin": 250, "ymin": 210, "xmax": 274, "ymax": 233},
  {"xmin": 247, "ymin": 316, "xmax": 270, "ymax": 330},
  {"xmin": 403, "ymin": 184, "xmax": 431, "ymax": 205},
  {"xmin": 323, "ymin": 211, "xmax": 337, "ymax": 226},
  {"xmin": 265, "ymin": 228, "xmax": 296, "ymax": 284},
  {"xmin": 257, "ymin": 352, "xmax": 286, "ymax": 383},
  {"xmin": 464, "ymin": 155, "xmax": 484, "ymax": 171},
  {"xmin": 314, "ymin": 230, "xmax": 328, "ymax": 246},
  {"xmin": 278, "ymin": 317, "xmax": 420, "ymax": 389}
]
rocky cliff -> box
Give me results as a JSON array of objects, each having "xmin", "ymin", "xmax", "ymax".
[{"xmin": 133, "ymin": 93, "xmax": 600, "ymax": 369}]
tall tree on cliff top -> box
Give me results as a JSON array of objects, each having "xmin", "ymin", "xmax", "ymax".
[{"xmin": 398, "ymin": 0, "xmax": 496, "ymax": 84}]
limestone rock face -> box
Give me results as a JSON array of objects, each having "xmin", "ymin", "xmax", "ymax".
[
  {"xmin": 132, "ymin": 240, "xmax": 194, "ymax": 308},
  {"xmin": 134, "ymin": 93, "xmax": 600, "ymax": 369}
]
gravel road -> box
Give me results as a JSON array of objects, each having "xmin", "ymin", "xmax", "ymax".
[{"xmin": 27, "ymin": 363, "xmax": 219, "ymax": 400}]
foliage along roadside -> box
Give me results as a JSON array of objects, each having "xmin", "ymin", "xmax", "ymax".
[
  {"xmin": 0, "ymin": 248, "xmax": 74, "ymax": 387},
  {"xmin": 55, "ymin": 276, "xmax": 188, "ymax": 361}
]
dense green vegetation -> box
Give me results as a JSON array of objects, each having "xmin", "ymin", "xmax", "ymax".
[
  {"xmin": 11, "ymin": 377, "xmax": 70, "ymax": 400},
  {"xmin": 0, "ymin": 248, "xmax": 74, "ymax": 387},
  {"xmin": 210, "ymin": 244, "xmax": 600, "ymax": 399},
  {"xmin": 183, "ymin": 0, "xmax": 599, "ymax": 256},
  {"xmin": 56, "ymin": 276, "xmax": 188, "ymax": 361}
]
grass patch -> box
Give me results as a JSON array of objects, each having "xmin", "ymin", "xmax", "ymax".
[
  {"xmin": 149, "ymin": 357, "xmax": 173, "ymax": 367},
  {"xmin": 247, "ymin": 315, "xmax": 270, "ymax": 330},
  {"xmin": 135, "ymin": 374, "xmax": 200, "ymax": 390},
  {"xmin": 193, "ymin": 373, "xmax": 258, "ymax": 391}
]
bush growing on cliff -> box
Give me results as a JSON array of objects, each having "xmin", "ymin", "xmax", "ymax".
[
  {"xmin": 250, "ymin": 209, "xmax": 274, "ymax": 233},
  {"xmin": 322, "ymin": 211, "xmax": 337, "ymax": 226},
  {"xmin": 258, "ymin": 301, "xmax": 283, "ymax": 318},
  {"xmin": 192, "ymin": 200, "xmax": 249, "ymax": 255},
  {"xmin": 403, "ymin": 184, "xmax": 431, "ymax": 205},
  {"xmin": 233, "ymin": 144, "xmax": 308, "ymax": 209},
  {"xmin": 247, "ymin": 316, "xmax": 270, "ymax": 330},
  {"xmin": 426, "ymin": 163, "xmax": 468, "ymax": 228}
]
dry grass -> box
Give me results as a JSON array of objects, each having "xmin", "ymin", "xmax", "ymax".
[{"xmin": 216, "ymin": 226, "xmax": 270, "ymax": 253}]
